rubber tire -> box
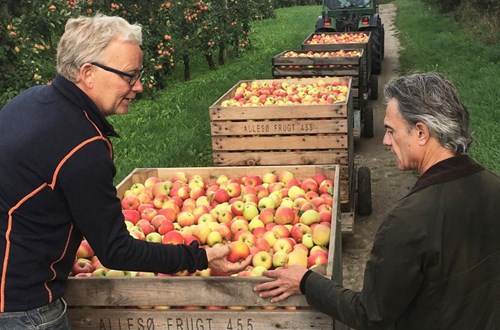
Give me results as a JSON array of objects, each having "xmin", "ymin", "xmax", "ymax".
[
  {"xmin": 369, "ymin": 74, "xmax": 378, "ymax": 100},
  {"xmin": 357, "ymin": 166, "xmax": 372, "ymax": 216},
  {"xmin": 362, "ymin": 106, "xmax": 374, "ymax": 138},
  {"xmin": 369, "ymin": 25, "xmax": 383, "ymax": 75}
]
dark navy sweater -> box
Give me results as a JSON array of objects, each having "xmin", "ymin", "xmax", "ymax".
[{"xmin": 0, "ymin": 75, "xmax": 207, "ymax": 312}]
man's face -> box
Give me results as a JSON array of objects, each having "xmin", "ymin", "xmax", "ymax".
[
  {"xmin": 90, "ymin": 40, "xmax": 143, "ymax": 116},
  {"xmin": 383, "ymin": 98, "xmax": 420, "ymax": 171}
]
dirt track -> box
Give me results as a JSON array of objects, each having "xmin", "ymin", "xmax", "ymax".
[{"xmin": 340, "ymin": 3, "xmax": 419, "ymax": 291}]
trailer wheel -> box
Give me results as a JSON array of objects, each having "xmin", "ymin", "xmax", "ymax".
[
  {"xmin": 362, "ymin": 106, "xmax": 374, "ymax": 138},
  {"xmin": 357, "ymin": 166, "xmax": 372, "ymax": 215},
  {"xmin": 370, "ymin": 74, "xmax": 378, "ymax": 100}
]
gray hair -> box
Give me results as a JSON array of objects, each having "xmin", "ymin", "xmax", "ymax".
[
  {"xmin": 384, "ymin": 72, "xmax": 473, "ymax": 154},
  {"xmin": 56, "ymin": 13, "xmax": 142, "ymax": 82}
]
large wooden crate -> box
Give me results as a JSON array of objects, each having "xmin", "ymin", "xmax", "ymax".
[
  {"xmin": 65, "ymin": 165, "xmax": 344, "ymax": 330},
  {"xmin": 301, "ymin": 32, "xmax": 372, "ymax": 94},
  {"xmin": 209, "ymin": 77, "xmax": 354, "ymax": 220},
  {"xmin": 272, "ymin": 49, "xmax": 365, "ymax": 110}
]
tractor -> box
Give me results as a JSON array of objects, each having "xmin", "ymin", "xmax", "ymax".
[{"xmin": 315, "ymin": 0, "xmax": 384, "ymax": 74}]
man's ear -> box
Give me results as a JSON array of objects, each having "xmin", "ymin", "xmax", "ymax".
[
  {"xmin": 415, "ymin": 122, "xmax": 430, "ymax": 145},
  {"xmin": 79, "ymin": 63, "xmax": 94, "ymax": 88}
]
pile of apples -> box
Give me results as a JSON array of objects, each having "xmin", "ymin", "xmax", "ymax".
[
  {"xmin": 72, "ymin": 170, "xmax": 336, "ymax": 280},
  {"xmin": 282, "ymin": 50, "xmax": 361, "ymax": 58},
  {"xmin": 305, "ymin": 32, "xmax": 369, "ymax": 44},
  {"xmin": 220, "ymin": 79, "xmax": 349, "ymax": 107}
]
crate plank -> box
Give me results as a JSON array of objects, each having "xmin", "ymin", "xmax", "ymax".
[
  {"xmin": 67, "ymin": 308, "xmax": 333, "ymax": 330},
  {"xmin": 211, "ymin": 119, "xmax": 348, "ymax": 136},
  {"xmin": 212, "ymin": 135, "xmax": 348, "ymax": 151}
]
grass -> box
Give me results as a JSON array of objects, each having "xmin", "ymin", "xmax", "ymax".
[
  {"xmin": 110, "ymin": 1, "xmax": 499, "ymax": 184},
  {"xmin": 393, "ymin": 0, "xmax": 500, "ymax": 172}
]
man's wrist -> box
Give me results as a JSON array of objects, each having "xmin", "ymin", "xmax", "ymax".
[{"xmin": 299, "ymin": 269, "xmax": 313, "ymax": 294}]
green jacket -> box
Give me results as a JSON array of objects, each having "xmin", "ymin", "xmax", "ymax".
[{"xmin": 303, "ymin": 155, "xmax": 500, "ymax": 329}]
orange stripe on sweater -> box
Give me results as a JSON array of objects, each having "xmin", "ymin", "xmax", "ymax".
[
  {"xmin": 1, "ymin": 183, "xmax": 48, "ymax": 313},
  {"xmin": 44, "ymin": 223, "xmax": 74, "ymax": 303}
]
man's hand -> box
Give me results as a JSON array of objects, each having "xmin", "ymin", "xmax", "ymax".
[
  {"xmin": 205, "ymin": 243, "xmax": 251, "ymax": 274},
  {"xmin": 253, "ymin": 265, "xmax": 308, "ymax": 303}
]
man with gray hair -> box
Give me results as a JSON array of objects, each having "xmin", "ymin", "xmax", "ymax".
[
  {"xmin": 255, "ymin": 72, "xmax": 500, "ymax": 329},
  {"xmin": 0, "ymin": 14, "xmax": 250, "ymax": 328}
]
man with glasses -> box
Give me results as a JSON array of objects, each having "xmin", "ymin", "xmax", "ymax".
[{"xmin": 0, "ymin": 14, "xmax": 250, "ymax": 329}]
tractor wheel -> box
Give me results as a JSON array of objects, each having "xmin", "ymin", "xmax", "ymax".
[
  {"xmin": 357, "ymin": 166, "xmax": 372, "ymax": 216},
  {"xmin": 369, "ymin": 74, "xmax": 378, "ymax": 100},
  {"xmin": 362, "ymin": 106, "xmax": 374, "ymax": 138},
  {"xmin": 370, "ymin": 25, "xmax": 383, "ymax": 75}
]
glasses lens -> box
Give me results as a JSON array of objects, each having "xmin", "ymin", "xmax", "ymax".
[{"xmin": 129, "ymin": 71, "xmax": 142, "ymax": 86}]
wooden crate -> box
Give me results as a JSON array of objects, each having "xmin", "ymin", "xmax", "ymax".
[
  {"xmin": 272, "ymin": 49, "xmax": 365, "ymax": 110},
  {"xmin": 209, "ymin": 77, "xmax": 354, "ymax": 219},
  {"xmin": 301, "ymin": 32, "xmax": 372, "ymax": 94},
  {"xmin": 64, "ymin": 165, "xmax": 344, "ymax": 330}
]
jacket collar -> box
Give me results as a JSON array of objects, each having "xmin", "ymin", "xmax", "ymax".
[
  {"xmin": 409, "ymin": 155, "xmax": 483, "ymax": 195},
  {"xmin": 51, "ymin": 74, "xmax": 120, "ymax": 138}
]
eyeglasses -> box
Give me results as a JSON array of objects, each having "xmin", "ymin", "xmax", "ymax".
[{"xmin": 91, "ymin": 62, "xmax": 142, "ymax": 86}]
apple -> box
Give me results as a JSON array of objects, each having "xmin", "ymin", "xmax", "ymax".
[
  {"xmin": 293, "ymin": 243, "xmax": 310, "ymax": 256},
  {"xmin": 252, "ymin": 227, "xmax": 266, "ymax": 238},
  {"xmin": 217, "ymin": 209, "xmax": 234, "ymax": 224},
  {"xmin": 206, "ymin": 230, "xmax": 223, "ymax": 247},
  {"xmin": 76, "ymin": 239, "xmax": 94, "ymax": 259},
  {"xmin": 213, "ymin": 224, "xmax": 232, "ymax": 242},
  {"xmin": 273, "ymin": 238, "xmax": 293, "ymax": 254},
  {"xmin": 227, "ymin": 241, "xmax": 251, "ymax": 263},
  {"xmin": 72, "ymin": 258, "xmax": 95, "ymax": 275},
  {"xmin": 136, "ymin": 219, "xmax": 155, "ymax": 236},
  {"xmin": 106, "ymin": 269, "xmax": 128, "ymax": 277},
  {"xmin": 271, "ymin": 224, "xmax": 290, "ymax": 239},
  {"xmin": 250, "ymin": 265, "xmax": 268, "ymax": 276},
  {"xmin": 287, "ymin": 250, "xmax": 308, "ymax": 267},
  {"xmin": 274, "ymin": 206, "xmax": 295, "ymax": 225},
  {"xmin": 300, "ymin": 178, "xmax": 319, "ymax": 193},
  {"xmin": 183, "ymin": 235, "xmax": 201, "ymax": 246},
  {"xmin": 299, "ymin": 209, "xmax": 321, "ymax": 226},
  {"xmin": 255, "ymin": 185, "xmax": 269, "ymax": 198},
  {"xmin": 244, "ymin": 175, "xmax": 262, "ymax": 187},
  {"xmin": 308, "ymin": 250, "xmax": 328, "ymax": 269},
  {"xmin": 230, "ymin": 200, "xmax": 245, "ymax": 216},
  {"xmin": 122, "ymin": 209, "xmax": 140, "ymax": 224},
  {"xmin": 319, "ymin": 179, "xmax": 335, "ymax": 194},
  {"xmin": 312, "ymin": 173, "xmax": 327, "ymax": 185},
  {"xmin": 193, "ymin": 223, "xmax": 212, "ymax": 245},
  {"xmin": 214, "ymin": 188, "xmax": 230, "ymax": 203},
  {"xmin": 248, "ymin": 218, "xmax": 265, "ymax": 232},
  {"xmin": 262, "ymin": 172, "xmax": 277, "ymax": 184},
  {"xmin": 285, "ymin": 178, "xmax": 301, "ymax": 189},
  {"xmin": 144, "ymin": 176, "xmax": 162, "ymax": 188},
  {"xmin": 288, "ymin": 186, "xmax": 306, "ymax": 200},
  {"xmin": 92, "ymin": 268, "xmax": 108, "ymax": 277},
  {"xmin": 152, "ymin": 181, "xmax": 172, "ymax": 197},
  {"xmin": 140, "ymin": 207, "xmax": 158, "ymax": 221},
  {"xmin": 302, "ymin": 233, "xmax": 314, "ymax": 249},
  {"xmin": 146, "ymin": 232, "xmax": 162, "ymax": 243},
  {"xmin": 198, "ymin": 213, "xmax": 217, "ymax": 224},
  {"xmin": 262, "ymin": 230, "xmax": 279, "ymax": 247},
  {"xmin": 162, "ymin": 231, "xmax": 184, "ymax": 245},
  {"xmin": 121, "ymin": 195, "xmax": 140, "ymax": 210},
  {"xmin": 130, "ymin": 230, "xmax": 146, "ymax": 240},
  {"xmin": 254, "ymin": 237, "xmax": 271, "ymax": 252},
  {"xmin": 230, "ymin": 218, "xmax": 249, "ymax": 235},
  {"xmin": 290, "ymin": 223, "xmax": 312, "ymax": 243},
  {"xmin": 242, "ymin": 193, "xmax": 258, "ymax": 205},
  {"xmin": 234, "ymin": 230, "xmax": 256, "ymax": 248},
  {"xmin": 258, "ymin": 207, "xmax": 275, "ymax": 225},
  {"xmin": 272, "ymin": 250, "xmax": 289, "ymax": 268},
  {"xmin": 252, "ymin": 251, "xmax": 272, "ymax": 269},
  {"xmin": 172, "ymin": 171, "xmax": 187, "ymax": 184},
  {"xmin": 243, "ymin": 203, "xmax": 259, "ymax": 220},
  {"xmin": 225, "ymin": 182, "xmax": 242, "ymax": 198},
  {"xmin": 177, "ymin": 211, "xmax": 196, "ymax": 227},
  {"xmin": 277, "ymin": 170, "xmax": 294, "ymax": 184},
  {"xmin": 312, "ymin": 223, "xmax": 331, "ymax": 246}
]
